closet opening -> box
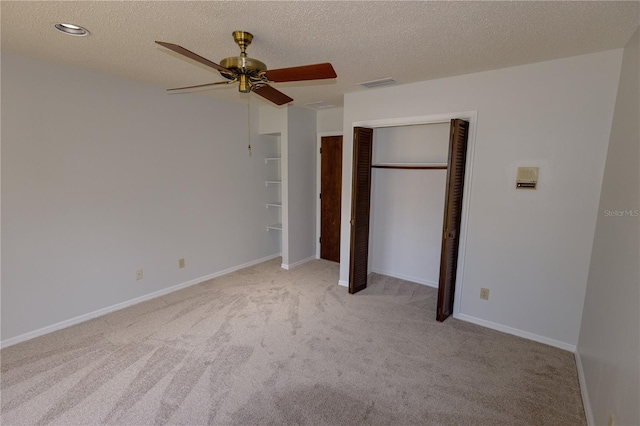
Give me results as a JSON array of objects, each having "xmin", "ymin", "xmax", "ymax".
[{"xmin": 348, "ymin": 119, "xmax": 470, "ymax": 322}]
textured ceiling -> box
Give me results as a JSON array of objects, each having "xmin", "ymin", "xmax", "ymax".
[{"xmin": 1, "ymin": 1, "xmax": 638, "ymax": 108}]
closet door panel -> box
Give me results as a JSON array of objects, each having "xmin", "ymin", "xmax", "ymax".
[
  {"xmin": 349, "ymin": 127, "xmax": 374, "ymax": 294},
  {"xmin": 437, "ymin": 119, "xmax": 469, "ymax": 321}
]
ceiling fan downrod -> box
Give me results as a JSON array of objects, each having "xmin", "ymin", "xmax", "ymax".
[{"xmin": 232, "ymin": 30, "xmax": 252, "ymax": 56}]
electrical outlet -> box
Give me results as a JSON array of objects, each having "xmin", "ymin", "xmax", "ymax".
[
  {"xmin": 135, "ymin": 269, "xmax": 143, "ymax": 280},
  {"xmin": 480, "ymin": 288, "xmax": 489, "ymax": 300},
  {"xmin": 178, "ymin": 258, "xmax": 185, "ymax": 269}
]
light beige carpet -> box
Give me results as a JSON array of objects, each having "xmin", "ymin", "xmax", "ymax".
[{"xmin": 1, "ymin": 258, "xmax": 585, "ymax": 425}]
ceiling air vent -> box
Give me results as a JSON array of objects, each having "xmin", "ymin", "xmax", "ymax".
[
  {"xmin": 304, "ymin": 101, "xmax": 335, "ymax": 109},
  {"xmin": 358, "ymin": 77, "xmax": 397, "ymax": 89}
]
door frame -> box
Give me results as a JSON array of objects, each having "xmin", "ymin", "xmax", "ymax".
[
  {"xmin": 348, "ymin": 111, "xmax": 477, "ymax": 318},
  {"xmin": 316, "ymin": 131, "xmax": 344, "ymax": 259}
]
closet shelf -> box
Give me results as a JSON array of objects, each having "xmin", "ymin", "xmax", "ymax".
[
  {"xmin": 371, "ymin": 162, "xmax": 447, "ymax": 170},
  {"xmin": 264, "ymin": 157, "xmax": 282, "ymax": 164},
  {"xmin": 266, "ymin": 202, "xmax": 282, "ymax": 208},
  {"xmin": 267, "ymin": 223, "xmax": 282, "ymax": 231}
]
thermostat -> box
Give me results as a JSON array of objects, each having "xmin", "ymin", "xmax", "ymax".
[{"xmin": 516, "ymin": 167, "xmax": 538, "ymax": 189}]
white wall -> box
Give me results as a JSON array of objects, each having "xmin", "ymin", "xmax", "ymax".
[
  {"xmin": 317, "ymin": 107, "xmax": 343, "ymax": 133},
  {"xmin": 1, "ymin": 53, "xmax": 278, "ymax": 343},
  {"xmin": 369, "ymin": 124, "xmax": 449, "ymax": 286},
  {"xmin": 577, "ymin": 29, "xmax": 639, "ymax": 426},
  {"xmin": 340, "ymin": 49, "xmax": 623, "ymax": 349},
  {"xmin": 258, "ymin": 104, "xmax": 287, "ymax": 135},
  {"xmin": 286, "ymin": 107, "xmax": 317, "ymax": 267}
]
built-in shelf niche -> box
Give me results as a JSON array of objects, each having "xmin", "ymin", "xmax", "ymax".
[{"xmin": 262, "ymin": 132, "xmax": 283, "ymax": 243}]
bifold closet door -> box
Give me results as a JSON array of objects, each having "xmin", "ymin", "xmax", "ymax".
[
  {"xmin": 437, "ymin": 119, "xmax": 470, "ymax": 322},
  {"xmin": 348, "ymin": 127, "xmax": 373, "ymax": 294}
]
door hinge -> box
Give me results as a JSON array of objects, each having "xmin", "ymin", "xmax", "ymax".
[
  {"xmin": 319, "ymin": 237, "xmax": 322, "ymax": 243},
  {"xmin": 319, "ymin": 193, "xmax": 322, "ymax": 199},
  {"xmin": 320, "ymin": 147, "xmax": 322, "ymax": 154}
]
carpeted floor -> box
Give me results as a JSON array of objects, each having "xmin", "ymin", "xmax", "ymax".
[{"xmin": 1, "ymin": 258, "xmax": 585, "ymax": 425}]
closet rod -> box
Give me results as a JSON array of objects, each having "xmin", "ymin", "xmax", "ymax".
[{"xmin": 371, "ymin": 164, "xmax": 447, "ymax": 170}]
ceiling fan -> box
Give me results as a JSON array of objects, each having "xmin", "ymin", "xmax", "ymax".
[{"xmin": 155, "ymin": 31, "xmax": 337, "ymax": 105}]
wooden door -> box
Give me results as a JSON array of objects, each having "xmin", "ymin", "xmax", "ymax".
[
  {"xmin": 348, "ymin": 127, "xmax": 374, "ymax": 294},
  {"xmin": 437, "ymin": 119, "xmax": 470, "ymax": 322},
  {"xmin": 320, "ymin": 135, "xmax": 343, "ymax": 262}
]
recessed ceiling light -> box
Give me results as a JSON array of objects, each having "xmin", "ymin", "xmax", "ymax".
[{"xmin": 54, "ymin": 23, "xmax": 90, "ymax": 36}]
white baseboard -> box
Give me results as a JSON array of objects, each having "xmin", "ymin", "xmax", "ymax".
[
  {"xmin": 371, "ymin": 267, "xmax": 438, "ymax": 288},
  {"xmin": 338, "ymin": 279, "xmax": 349, "ymax": 287},
  {"xmin": 575, "ymin": 349, "xmax": 595, "ymax": 425},
  {"xmin": 455, "ymin": 313, "xmax": 577, "ymax": 352},
  {"xmin": 0, "ymin": 253, "xmax": 281, "ymax": 349},
  {"xmin": 281, "ymin": 255, "xmax": 315, "ymax": 270}
]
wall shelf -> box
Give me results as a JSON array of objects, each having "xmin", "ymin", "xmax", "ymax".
[
  {"xmin": 264, "ymin": 157, "xmax": 282, "ymax": 164},
  {"xmin": 266, "ymin": 202, "xmax": 282, "ymax": 208},
  {"xmin": 371, "ymin": 162, "xmax": 448, "ymax": 170},
  {"xmin": 265, "ymin": 180, "xmax": 282, "ymax": 186},
  {"xmin": 267, "ymin": 223, "xmax": 282, "ymax": 231}
]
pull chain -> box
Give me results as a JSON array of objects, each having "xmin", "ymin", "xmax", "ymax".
[{"xmin": 247, "ymin": 94, "xmax": 252, "ymax": 157}]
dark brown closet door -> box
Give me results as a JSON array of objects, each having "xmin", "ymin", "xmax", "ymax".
[
  {"xmin": 437, "ymin": 119, "xmax": 470, "ymax": 321},
  {"xmin": 348, "ymin": 127, "xmax": 373, "ymax": 294},
  {"xmin": 320, "ymin": 135, "xmax": 343, "ymax": 262}
]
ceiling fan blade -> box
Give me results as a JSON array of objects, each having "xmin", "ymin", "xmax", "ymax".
[
  {"xmin": 265, "ymin": 63, "xmax": 336, "ymax": 83},
  {"xmin": 155, "ymin": 41, "xmax": 233, "ymax": 74},
  {"xmin": 167, "ymin": 81, "xmax": 234, "ymax": 91},
  {"xmin": 252, "ymin": 85, "xmax": 293, "ymax": 106}
]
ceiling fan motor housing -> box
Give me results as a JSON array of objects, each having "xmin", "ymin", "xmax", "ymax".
[
  {"xmin": 219, "ymin": 56, "xmax": 267, "ymax": 91},
  {"xmin": 219, "ymin": 31, "xmax": 267, "ymax": 93}
]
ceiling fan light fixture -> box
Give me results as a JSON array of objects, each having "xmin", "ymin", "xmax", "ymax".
[
  {"xmin": 238, "ymin": 74, "xmax": 251, "ymax": 93},
  {"xmin": 54, "ymin": 23, "xmax": 89, "ymax": 36}
]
